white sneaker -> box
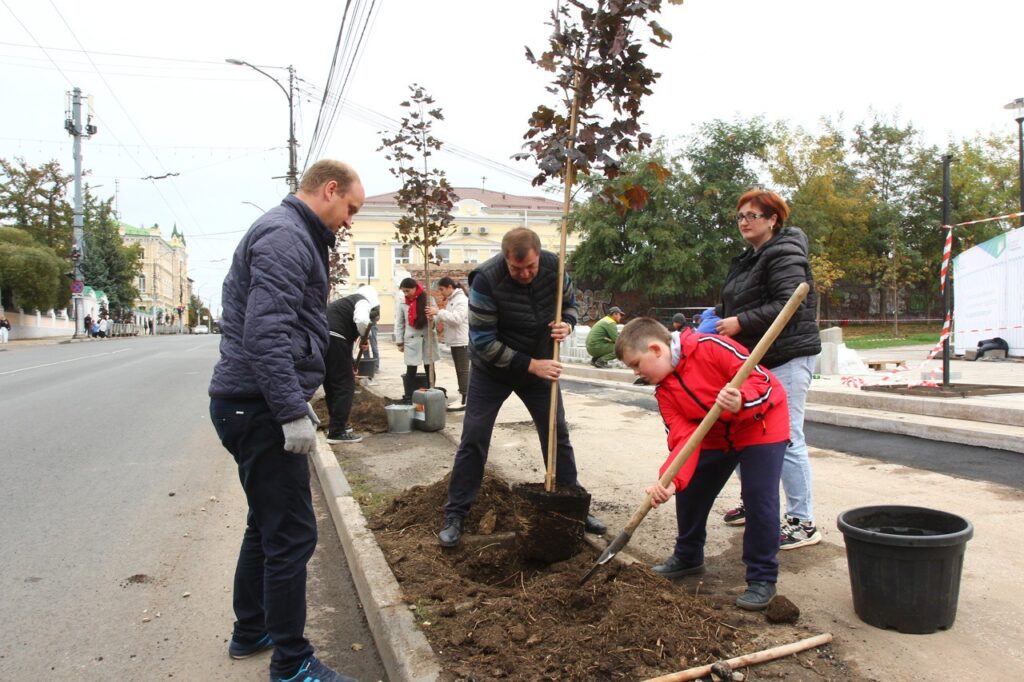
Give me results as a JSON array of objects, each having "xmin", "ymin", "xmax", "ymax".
[{"xmin": 780, "ymin": 515, "xmax": 821, "ymax": 550}]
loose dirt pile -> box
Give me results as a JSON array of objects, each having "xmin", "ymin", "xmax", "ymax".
[
  {"xmin": 312, "ymin": 385, "xmax": 392, "ymax": 434},
  {"xmin": 368, "ymin": 474, "xmax": 761, "ymax": 681}
]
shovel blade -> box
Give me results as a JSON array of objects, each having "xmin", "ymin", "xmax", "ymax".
[{"xmin": 578, "ymin": 528, "xmax": 633, "ymax": 586}]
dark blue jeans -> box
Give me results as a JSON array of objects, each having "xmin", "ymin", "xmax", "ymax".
[
  {"xmin": 672, "ymin": 442, "xmax": 786, "ymax": 583},
  {"xmin": 445, "ymin": 367, "xmax": 579, "ymax": 518},
  {"xmin": 210, "ymin": 397, "xmax": 316, "ymax": 678}
]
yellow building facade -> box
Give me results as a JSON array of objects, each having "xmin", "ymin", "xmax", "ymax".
[
  {"xmin": 337, "ymin": 187, "xmax": 579, "ymax": 326},
  {"xmin": 118, "ymin": 222, "xmax": 192, "ymax": 326}
]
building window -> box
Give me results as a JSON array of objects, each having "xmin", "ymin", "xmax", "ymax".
[
  {"xmin": 393, "ymin": 244, "xmax": 411, "ymax": 265},
  {"xmin": 138, "ymin": 275, "xmax": 146, "ymax": 293},
  {"xmin": 358, "ymin": 246, "xmax": 377, "ymax": 280},
  {"xmin": 463, "ymin": 249, "xmax": 479, "ymax": 263},
  {"xmin": 434, "ymin": 247, "xmax": 450, "ymax": 263}
]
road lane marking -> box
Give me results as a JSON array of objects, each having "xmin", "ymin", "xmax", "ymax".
[{"xmin": 0, "ymin": 348, "xmax": 132, "ymax": 376}]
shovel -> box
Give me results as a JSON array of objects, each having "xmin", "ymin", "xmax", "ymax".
[{"xmin": 579, "ymin": 282, "xmax": 809, "ymax": 586}]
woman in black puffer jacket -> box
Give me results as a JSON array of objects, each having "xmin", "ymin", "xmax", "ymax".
[{"xmin": 714, "ymin": 189, "xmax": 822, "ymax": 551}]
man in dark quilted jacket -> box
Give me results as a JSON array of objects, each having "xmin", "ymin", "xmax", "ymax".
[
  {"xmin": 208, "ymin": 160, "xmax": 364, "ymax": 682},
  {"xmin": 438, "ymin": 227, "xmax": 607, "ymax": 548}
]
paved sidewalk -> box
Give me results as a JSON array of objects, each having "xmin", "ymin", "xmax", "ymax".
[{"xmin": 317, "ymin": 341, "xmax": 1023, "ymax": 681}]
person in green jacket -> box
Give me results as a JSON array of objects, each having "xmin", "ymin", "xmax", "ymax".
[{"xmin": 586, "ymin": 307, "xmax": 624, "ymax": 368}]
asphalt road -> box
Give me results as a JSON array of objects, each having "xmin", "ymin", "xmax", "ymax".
[
  {"xmin": 0, "ymin": 335, "xmax": 385, "ymax": 680},
  {"xmin": 560, "ymin": 377, "xmax": 1024, "ymax": 491}
]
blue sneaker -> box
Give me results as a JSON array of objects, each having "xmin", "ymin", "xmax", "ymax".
[
  {"xmin": 273, "ymin": 655, "xmax": 357, "ymax": 682},
  {"xmin": 229, "ymin": 632, "xmax": 273, "ymax": 659}
]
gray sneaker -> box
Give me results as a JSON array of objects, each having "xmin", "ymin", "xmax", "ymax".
[
  {"xmin": 779, "ymin": 515, "xmax": 821, "ymax": 550},
  {"xmin": 326, "ymin": 431, "xmax": 363, "ymax": 444},
  {"xmin": 736, "ymin": 580, "xmax": 776, "ymax": 610}
]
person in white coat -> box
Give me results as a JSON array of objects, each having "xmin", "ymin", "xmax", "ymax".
[
  {"xmin": 428, "ymin": 276, "xmax": 469, "ymax": 410},
  {"xmin": 395, "ymin": 277, "xmax": 441, "ymax": 402}
]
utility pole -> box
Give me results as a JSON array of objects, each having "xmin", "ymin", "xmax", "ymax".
[
  {"xmin": 65, "ymin": 88, "xmax": 97, "ymax": 338},
  {"xmin": 286, "ymin": 65, "xmax": 297, "ymax": 193},
  {"xmin": 226, "ymin": 59, "xmax": 298, "ymax": 193}
]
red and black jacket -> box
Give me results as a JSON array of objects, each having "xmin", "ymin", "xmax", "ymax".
[{"xmin": 655, "ymin": 328, "xmax": 789, "ymax": 491}]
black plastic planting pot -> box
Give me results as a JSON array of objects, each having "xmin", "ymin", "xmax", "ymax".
[{"xmin": 837, "ymin": 505, "xmax": 973, "ymax": 634}]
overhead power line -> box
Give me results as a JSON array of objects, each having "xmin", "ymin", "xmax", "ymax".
[
  {"xmin": 305, "ymin": 0, "xmax": 382, "ymax": 169},
  {"xmin": 46, "ymin": 0, "xmax": 208, "ymax": 235}
]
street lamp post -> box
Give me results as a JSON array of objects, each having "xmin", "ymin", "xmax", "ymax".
[
  {"xmin": 227, "ymin": 58, "xmax": 298, "ymax": 193},
  {"xmin": 1005, "ymin": 97, "xmax": 1024, "ymax": 228}
]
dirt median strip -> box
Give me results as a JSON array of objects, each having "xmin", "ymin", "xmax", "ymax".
[{"xmin": 310, "ymin": 435, "xmax": 443, "ymax": 682}]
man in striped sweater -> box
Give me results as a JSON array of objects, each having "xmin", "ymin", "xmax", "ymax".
[{"xmin": 438, "ymin": 228, "xmax": 607, "ymax": 547}]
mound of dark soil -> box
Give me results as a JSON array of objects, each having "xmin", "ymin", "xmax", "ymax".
[
  {"xmin": 312, "ymin": 387, "xmax": 392, "ymax": 434},
  {"xmin": 368, "ymin": 474, "xmax": 756, "ymax": 681}
]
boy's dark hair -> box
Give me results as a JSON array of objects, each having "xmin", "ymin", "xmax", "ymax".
[
  {"xmin": 437, "ymin": 276, "xmax": 457, "ymax": 288},
  {"xmin": 615, "ymin": 317, "xmax": 671, "ymax": 359}
]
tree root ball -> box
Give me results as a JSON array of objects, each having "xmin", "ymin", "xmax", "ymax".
[{"xmin": 765, "ymin": 594, "xmax": 800, "ymax": 623}]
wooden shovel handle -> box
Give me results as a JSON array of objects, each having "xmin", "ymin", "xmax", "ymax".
[{"xmin": 620, "ymin": 282, "xmax": 810, "ymax": 536}]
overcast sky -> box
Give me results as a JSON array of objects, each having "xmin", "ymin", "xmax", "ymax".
[{"xmin": 2, "ymin": 0, "xmax": 1021, "ymax": 314}]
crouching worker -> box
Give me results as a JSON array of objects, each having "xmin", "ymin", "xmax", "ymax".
[{"xmin": 615, "ymin": 318, "xmax": 789, "ymax": 611}]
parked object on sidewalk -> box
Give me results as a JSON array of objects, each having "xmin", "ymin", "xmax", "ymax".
[
  {"xmin": 412, "ymin": 387, "xmax": 446, "ymax": 432},
  {"xmin": 384, "ymin": 404, "xmax": 414, "ymax": 434},
  {"xmin": 837, "ymin": 504, "xmax": 973, "ymax": 634}
]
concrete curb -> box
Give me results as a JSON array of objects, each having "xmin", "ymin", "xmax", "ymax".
[{"xmin": 310, "ymin": 437, "xmax": 443, "ymax": 682}]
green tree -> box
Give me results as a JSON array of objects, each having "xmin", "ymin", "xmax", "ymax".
[
  {"xmin": 907, "ymin": 133, "xmax": 1018, "ymax": 283},
  {"xmin": 771, "ymin": 121, "xmax": 872, "ymax": 279},
  {"xmin": 851, "ymin": 114, "xmax": 924, "ymax": 333},
  {"xmin": 0, "ymin": 157, "xmax": 73, "ymax": 257},
  {"xmin": 570, "ymin": 149, "xmax": 711, "ymax": 297},
  {"xmin": 679, "ymin": 118, "xmax": 780, "ymax": 287},
  {"xmin": 0, "ymin": 227, "xmax": 67, "ymax": 312},
  {"xmin": 378, "ymin": 84, "xmax": 458, "ymax": 386},
  {"xmin": 80, "ymin": 191, "xmax": 142, "ymax": 319}
]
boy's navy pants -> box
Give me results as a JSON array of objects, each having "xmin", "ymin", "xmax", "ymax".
[
  {"xmin": 672, "ymin": 442, "xmax": 786, "ymax": 583},
  {"xmin": 210, "ymin": 396, "xmax": 316, "ymax": 678}
]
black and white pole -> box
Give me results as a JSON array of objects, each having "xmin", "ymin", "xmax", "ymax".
[{"xmin": 941, "ymin": 153, "xmax": 953, "ymax": 387}]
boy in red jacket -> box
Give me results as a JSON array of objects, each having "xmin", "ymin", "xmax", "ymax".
[{"xmin": 616, "ymin": 318, "xmax": 789, "ymax": 610}]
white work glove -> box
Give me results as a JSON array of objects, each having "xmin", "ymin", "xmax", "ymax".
[{"xmin": 282, "ymin": 415, "xmax": 317, "ymax": 456}]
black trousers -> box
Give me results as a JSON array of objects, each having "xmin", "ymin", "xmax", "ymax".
[
  {"xmin": 324, "ymin": 336, "xmax": 355, "ymax": 434},
  {"xmin": 671, "ymin": 442, "xmax": 786, "ymax": 583},
  {"xmin": 209, "ymin": 396, "xmax": 317, "ymax": 678},
  {"xmin": 450, "ymin": 345, "xmax": 470, "ymax": 397},
  {"xmin": 445, "ymin": 366, "xmax": 579, "ymax": 519}
]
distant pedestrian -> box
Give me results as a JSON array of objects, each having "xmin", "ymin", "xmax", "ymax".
[
  {"xmin": 208, "ymin": 159, "xmax": 364, "ymax": 682},
  {"xmin": 97, "ymin": 316, "xmax": 108, "ymax": 339},
  {"xmin": 586, "ymin": 306, "xmax": 624, "ymax": 368},
  {"xmin": 149, "ymin": 319, "xmax": 154, "ymax": 335},
  {"xmin": 0, "ymin": 316, "xmax": 10, "ymax": 343},
  {"xmin": 669, "ymin": 313, "xmax": 686, "ymax": 332},
  {"xmin": 427, "ymin": 277, "xmax": 469, "ymax": 410},
  {"xmin": 84, "ymin": 314, "xmax": 93, "ymax": 338},
  {"xmin": 696, "ymin": 307, "xmax": 721, "ymax": 333}
]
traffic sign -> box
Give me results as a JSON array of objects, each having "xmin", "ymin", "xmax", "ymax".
[{"xmin": 71, "ymin": 280, "xmax": 84, "ymax": 294}]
